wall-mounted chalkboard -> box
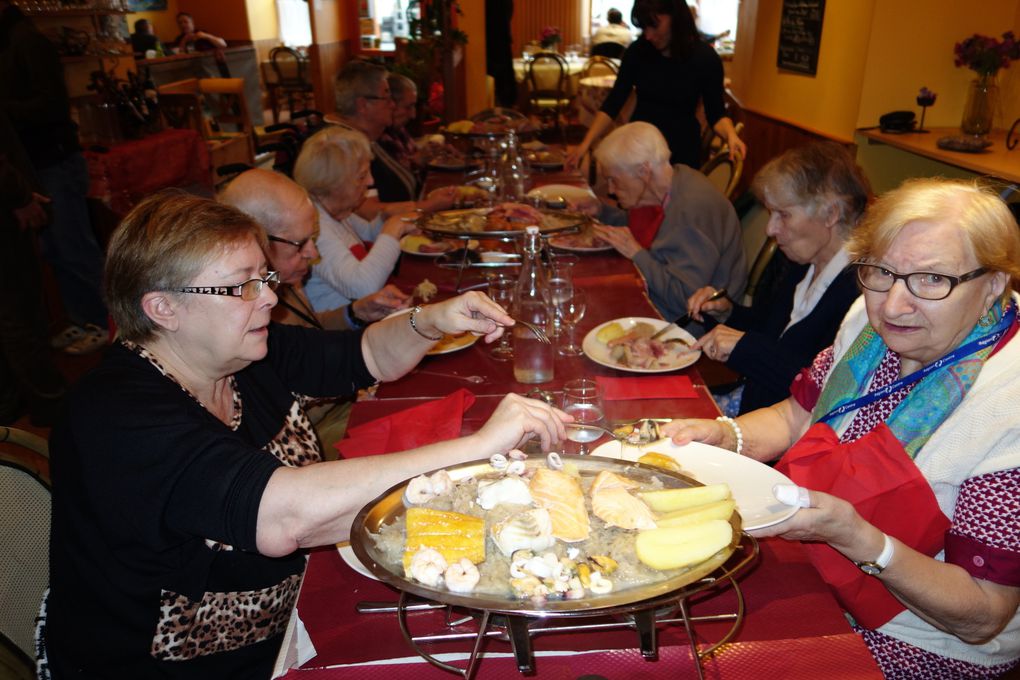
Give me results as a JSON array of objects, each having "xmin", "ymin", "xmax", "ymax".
[{"xmin": 777, "ymin": 0, "xmax": 826, "ymax": 76}]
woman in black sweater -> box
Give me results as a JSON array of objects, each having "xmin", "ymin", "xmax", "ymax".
[
  {"xmin": 568, "ymin": 0, "xmax": 745, "ymax": 169},
  {"xmin": 687, "ymin": 142, "xmax": 872, "ymax": 415}
]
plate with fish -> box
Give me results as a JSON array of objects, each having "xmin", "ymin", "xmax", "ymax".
[
  {"xmin": 400, "ymin": 234, "xmax": 480, "ymax": 257},
  {"xmin": 349, "ymin": 455, "xmax": 742, "ymax": 614},
  {"xmin": 589, "ymin": 440, "xmax": 798, "ymax": 531},
  {"xmin": 582, "ymin": 317, "xmax": 700, "ymax": 373},
  {"xmin": 420, "ymin": 203, "xmax": 584, "ymax": 238}
]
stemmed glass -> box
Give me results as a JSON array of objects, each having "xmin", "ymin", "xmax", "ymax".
[
  {"xmin": 488, "ymin": 273, "xmax": 515, "ymax": 361},
  {"xmin": 561, "ymin": 378, "xmax": 605, "ymax": 455},
  {"xmin": 544, "ymin": 277, "xmax": 572, "ymax": 338},
  {"xmin": 555, "ymin": 289, "xmax": 587, "ymax": 355}
]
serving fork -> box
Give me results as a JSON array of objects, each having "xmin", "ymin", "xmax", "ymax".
[
  {"xmin": 566, "ymin": 419, "xmax": 662, "ymax": 445},
  {"xmin": 511, "ymin": 317, "xmax": 551, "ymax": 344}
]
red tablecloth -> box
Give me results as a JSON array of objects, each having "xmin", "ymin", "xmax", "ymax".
[
  {"xmin": 85, "ymin": 128, "xmax": 212, "ymax": 216},
  {"xmin": 281, "ymin": 539, "xmax": 881, "ymax": 679}
]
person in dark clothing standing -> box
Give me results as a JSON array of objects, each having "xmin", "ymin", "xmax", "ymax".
[
  {"xmin": 0, "ymin": 0, "xmax": 110, "ymax": 355},
  {"xmin": 685, "ymin": 142, "xmax": 871, "ymax": 415},
  {"xmin": 485, "ymin": 0, "xmax": 517, "ymax": 108},
  {"xmin": 0, "ymin": 109, "xmax": 66, "ymax": 425},
  {"xmin": 567, "ymin": 0, "xmax": 745, "ymax": 169}
]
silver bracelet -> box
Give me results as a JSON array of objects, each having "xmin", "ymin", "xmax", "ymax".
[
  {"xmin": 409, "ymin": 305, "xmax": 442, "ymax": 341},
  {"xmin": 716, "ymin": 416, "xmax": 743, "ymax": 455}
]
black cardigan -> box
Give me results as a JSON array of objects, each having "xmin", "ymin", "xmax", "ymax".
[{"xmin": 723, "ymin": 252, "xmax": 860, "ymax": 413}]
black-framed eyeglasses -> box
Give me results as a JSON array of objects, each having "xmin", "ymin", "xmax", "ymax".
[
  {"xmin": 268, "ymin": 234, "xmax": 315, "ymax": 250},
  {"xmin": 175, "ymin": 271, "xmax": 280, "ymax": 302},
  {"xmin": 855, "ymin": 262, "xmax": 988, "ymax": 301}
]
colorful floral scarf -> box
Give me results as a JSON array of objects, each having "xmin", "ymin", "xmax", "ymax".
[{"xmin": 812, "ymin": 300, "xmax": 1010, "ymax": 458}]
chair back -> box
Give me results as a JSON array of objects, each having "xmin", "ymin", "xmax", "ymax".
[
  {"xmin": 197, "ymin": 78, "xmax": 254, "ymax": 136},
  {"xmin": 701, "ymin": 148, "xmax": 743, "ymax": 201},
  {"xmin": 269, "ymin": 46, "xmax": 308, "ymax": 88},
  {"xmin": 736, "ymin": 200, "xmax": 776, "ymax": 304},
  {"xmin": 0, "ymin": 427, "xmax": 50, "ymax": 666},
  {"xmin": 526, "ymin": 52, "xmax": 568, "ymax": 101},
  {"xmin": 580, "ymin": 55, "xmax": 618, "ymax": 79},
  {"xmin": 591, "ymin": 41, "xmax": 625, "ymax": 59}
]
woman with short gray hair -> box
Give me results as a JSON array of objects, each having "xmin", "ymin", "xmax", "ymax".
[
  {"xmin": 687, "ymin": 141, "xmax": 871, "ymax": 415},
  {"xmin": 589, "ymin": 122, "xmax": 747, "ymax": 322}
]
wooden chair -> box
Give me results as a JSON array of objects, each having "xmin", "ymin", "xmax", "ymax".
[
  {"xmin": 0, "ymin": 427, "xmax": 50, "ymax": 677},
  {"xmin": 701, "ymin": 148, "xmax": 744, "ymax": 201},
  {"xmin": 580, "ymin": 55, "xmax": 619, "ymax": 79},
  {"xmin": 525, "ymin": 52, "xmax": 571, "ymax": 142},
  {"xmin": 591, "ymin": 41, "xmax": 625, "ymax": 59},
  {"xmin": 268, "ymin": 46, "xmax": 315, "ymax": 124},
  {"xmin": 736, "ymin": 199, "xmax": 777, "ymax": 304}
]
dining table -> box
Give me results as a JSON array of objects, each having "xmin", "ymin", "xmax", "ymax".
[{"xmin": 272, "ymin": 162, "xmax": 884, "ymax": 679}]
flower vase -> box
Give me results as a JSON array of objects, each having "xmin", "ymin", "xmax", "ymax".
[{"xmin": 960, "ymin": 76, "xmax": 997, "ymax": 137}]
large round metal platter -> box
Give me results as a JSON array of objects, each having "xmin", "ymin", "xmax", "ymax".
[
  {"xmin": 420, "ymin": 207, "xmax": 586, "ymax": 239},
  {"xmin": 349, "ymin": 455, "xmax": 742, "ymax": 616}
]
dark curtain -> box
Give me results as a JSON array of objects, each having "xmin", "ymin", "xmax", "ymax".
[{"xmin": 485, "ymin": 0, "xmax": 517, "ymax": 107}]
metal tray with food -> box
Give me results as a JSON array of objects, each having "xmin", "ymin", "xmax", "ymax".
[
  {"xmin": 350, "ymin": 454, "xmax": 742, "ymax": 615},
  {"xmin": 419, "ymin": 203, "xmax": 585, "ymax": 239}
]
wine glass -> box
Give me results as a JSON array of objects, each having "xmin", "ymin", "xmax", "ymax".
[
  {"xmin": 543, "ymin": 277, "xmax": 572, "ymax": 338},
  {"xmin": 555, "ymin": 288, "xmax": 587, "ymax": 356},
  {"xmin": 487, "ymin": 273, "xmax": 515, "ymax": 361},
  {"xmin": 562, "ymin": 378, "xmax": 605, "ymax": 455}
]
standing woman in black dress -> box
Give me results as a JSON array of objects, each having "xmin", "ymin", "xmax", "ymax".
[{"xmin": 568, "ymin": 0, "xmax": 746, "ymax": 170}]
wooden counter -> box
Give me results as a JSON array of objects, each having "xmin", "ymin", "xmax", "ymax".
[{"xmin": 858, "ymin": 127, "xmax": 1020, "ymax": 184}]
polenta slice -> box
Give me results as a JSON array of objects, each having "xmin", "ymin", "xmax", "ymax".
[{"xmin": 403, "ymin": 507, "xmax": 485, "ymax": 572}]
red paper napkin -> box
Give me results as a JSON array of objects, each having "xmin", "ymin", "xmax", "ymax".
[
  {"xmin": 334, "ymin": 388, "xmax": 476, "ymax": 458},
  {"xmin": 595, "ymin": 375, "xmax": 696, "ymax": 400}
]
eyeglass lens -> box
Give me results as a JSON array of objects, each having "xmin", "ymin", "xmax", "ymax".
[
  {"xmin": 240, "ymin": 273, "xmax": 279, "ymax": 301},
  {"xmin": 857, "ymin": 264, "xmax": 953, "ymax": 300}
]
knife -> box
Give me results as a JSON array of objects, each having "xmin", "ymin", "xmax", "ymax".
[{"xmin": 650, "ymin": 288, "xmax": 728, "ymax": 340}]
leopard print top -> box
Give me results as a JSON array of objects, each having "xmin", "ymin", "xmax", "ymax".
[{"xmin": 124, "ymin": 341, "xmax": 322, "ymax": 660}]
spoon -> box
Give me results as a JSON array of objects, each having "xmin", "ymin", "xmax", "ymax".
[
  {"xmin": 566, "ymin": 420, "xmax": 661, "ymax": 445},
  {"xmin": 414, "ymin": 370, "xmax": 486, "ymax": 384}
]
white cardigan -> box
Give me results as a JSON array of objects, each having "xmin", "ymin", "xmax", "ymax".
[
  {"xmin": 825, "ymin": 295, "xmax": 1020, "ymax": 666},
  {"xmin": 305, "ymin": 208, "xmax": 400, "ymax": 313}
]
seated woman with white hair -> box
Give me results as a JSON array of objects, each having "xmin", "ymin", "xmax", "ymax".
[
  {"xmin": 293, "ymin": 126, "xmax": 417, "ymax": 314},
  {"xmin": 590, "ymin": 122, "xmax": 747, "ymax": 321}
]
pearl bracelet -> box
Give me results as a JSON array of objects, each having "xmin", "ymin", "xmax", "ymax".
[
  {"xmin": 716, "ymin": 416, "xmax": 743, "ymax": 455},
  {"xmin": 409, "ymin": 305, "xmax": 442, "ymax": 341}
]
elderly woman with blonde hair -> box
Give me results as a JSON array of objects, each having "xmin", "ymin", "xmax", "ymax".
[
  {"xmin": 589, "ymin": 121, "xmax": 747, "ymax": 321},
  {"xmin": 43, "ymin": 190, "xmax": 568, "ymax": 677},
  {"xmin": 664, "ymin": 178, "xmax": 1020, "ymax": 678},
  {"xmin": 293, "ymin": 126, "xmax": 417, "ymax": 314}
]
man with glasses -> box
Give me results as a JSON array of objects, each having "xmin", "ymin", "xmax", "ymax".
[{"xmin": 220, "ymin": 169, "xmax": 409, "ymax": 448}]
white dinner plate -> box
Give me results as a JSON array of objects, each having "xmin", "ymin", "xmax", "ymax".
[
  {"xmin": 582, "ymin": 317, "xmax": 700, "ymax": 373},
  {"xmin": 547, "ymin": 232, "xmax": 614, "ymax": 253},
  {"xmin": 525, "ymin": 184, "xmax": 597, "ymax": 203},
  {"xmin": 400, "ymin": 235, "xmax": 479, "ymax": 257},
  {"xmin": 589, "ymin": 439, "xmax": 799, "ymax": 531},
  {"xmin": 337, "ymin": 543, "xmax": 379, "ymax": 580}
]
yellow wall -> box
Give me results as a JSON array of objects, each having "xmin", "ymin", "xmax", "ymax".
[
  {"xmin": 857, "ymin": 0, "xmax": 1020, "ymax": 131},
  {"xmin": 246, "ymin": 0, "xmax": 279, "ymax": 42},
  {"xmin": 461, "ymin": 1, "xmax": 487, "ymax": 116},
  {"xmin": 732, "ymin": 0, "xmax": 875, "ymax": 142},
  {"xmin": 732, "ymin": 0, "xmax": 1020, "ymax": 142}
]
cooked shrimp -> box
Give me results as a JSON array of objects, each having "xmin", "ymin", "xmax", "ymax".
[
  {"xmin": 408, "ymin": 547, "xmax": 447, "ymax": 587},
  {"xmin": 489, "ymin": 453, "xmax": 509, "ymax": 470},
  {"xmin": 444, "ymin": 558, "xmax": 480, "ymax": 593},
  {"xmin": 403, "ymin": 474, "xmax": 437, "ymax": 506},
  {"xmin": 429, "ymin": 469, "xmax": 455, "ymax": 496}
]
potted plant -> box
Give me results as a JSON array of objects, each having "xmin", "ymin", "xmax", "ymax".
[{"xmin": 539, "ymin": 26, "xmax": 562, "ymax": 51}]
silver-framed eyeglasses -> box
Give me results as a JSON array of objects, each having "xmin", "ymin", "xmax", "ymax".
[
  {"xmin": 268, "ymin": 234, "xmax": 315, "ymax": 250},
  {"xmin": 855, "ymin": 262, "xmax": 988, "ymax": 301},
  {"xmin": 175, "ymin": 271, "xmax": 280, "ymax": 302}
]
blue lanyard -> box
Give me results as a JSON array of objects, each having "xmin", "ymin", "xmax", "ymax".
[{"xmin": 819, "ymin": 305, "xmax": 1016, "ymax": 424}]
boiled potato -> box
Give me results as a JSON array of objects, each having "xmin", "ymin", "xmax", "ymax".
[
  {"xmin": 656, "ymin": 498, "xmax": 736, "ymax": 528},
  {"xmin": 635, "ymin": 519, "xmax": 733, "ymax": 570},
  {"xmin": 402, "ymin": 235, "xmax": 432, "ymax": 252},
  {"xmin": 637, "ymin": 451, "xmax": 683, "ymax": 472},
  {"xmin": 638, "ymin": 483, "xmax": 731, "ymax": 513},
  {"xmin": 596, "ymin": 321, "xmax": 626, "ymax": 344}
]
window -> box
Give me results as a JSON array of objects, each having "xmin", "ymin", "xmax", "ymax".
[
  {"xmin": 276, "ymin": 0, "xmax": 311, "ymax": 48},
  {"xmin": 588, "ymin": 1, "xmax": 738, "ymax": 52},
  {"xmin": 359, "ymin": 0, "xmax": 419, "ymax": 51}
]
